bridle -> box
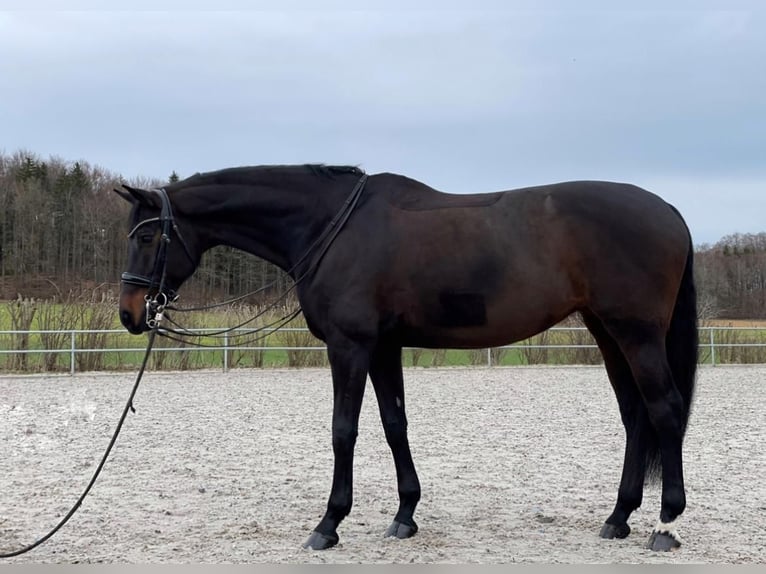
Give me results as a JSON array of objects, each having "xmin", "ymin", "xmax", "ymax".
[{"xmin": 120, "ymin": 187, "xmax": 195, "ymax": 329}]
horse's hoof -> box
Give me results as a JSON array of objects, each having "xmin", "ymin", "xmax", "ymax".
[
  {"xmin": 599, "ymin": 522, "xmax": 631, "ymax": 539},
  {"xmin": 384, "ymin": 519, "xmax": 418, "ymax": 539},
  {"xmin": 647, "ymin": 530, "xmax": 681, "ymax": 551},
  {"xmin": 302, "ymin": 530, "xmax": 339, "ymax": 550}
]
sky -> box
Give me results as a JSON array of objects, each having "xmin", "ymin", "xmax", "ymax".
[{"xmin": 1, "ymin": 2, "xmax": 764, "ymax": 245}]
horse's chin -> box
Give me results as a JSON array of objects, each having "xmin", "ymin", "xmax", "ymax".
[
  {"xmin": 126, "ymin": 323, "xmax": 149, "ymax": 335},
  {"xmin": 120, "ymin": 309, "xmax": 150, "ymax": 335}
]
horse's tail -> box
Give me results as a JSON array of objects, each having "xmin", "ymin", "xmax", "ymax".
[
  {"xmin": 667, "ymin": 241, "xmax": 699, "ymax": 432},
  {"xmin": 647, "ymin": 206, "xmax": 699, "ymax": 478}
]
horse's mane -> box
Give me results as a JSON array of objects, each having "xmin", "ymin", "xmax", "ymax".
[
  {"xmin": 306, "ymin": 164, "xmax": 364, "ymax": 177},
  {"xmin": 170, "ymin": 164, "xmax": 364, "ymax": 191}
]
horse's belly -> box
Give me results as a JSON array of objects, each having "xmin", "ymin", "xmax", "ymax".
[{"xmin": 399, "ymin": 296, "xmax": 571, "ymax": 349}]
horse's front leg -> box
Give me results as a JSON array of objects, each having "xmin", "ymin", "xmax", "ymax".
[{"xmin": 303, "ymin": 339, "xmax": 370, "ymax": 550}]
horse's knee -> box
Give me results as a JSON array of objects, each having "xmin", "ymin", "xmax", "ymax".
[
  {"xmin": 381, "ymin": 418, "xmax": 407, "ymax": 445},
  {"xmin": 331, "ymin": 423, "xmax": 358, "ymax": 454}
]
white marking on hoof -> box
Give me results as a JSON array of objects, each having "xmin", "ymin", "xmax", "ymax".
[{"xmin": 654, "ymin": 519, "xmax": 682, "ymax": 544}]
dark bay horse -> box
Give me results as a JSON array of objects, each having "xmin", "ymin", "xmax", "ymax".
[{"xmin": 116, "ymin": 164, "xmax": 698, "ymax": 552}]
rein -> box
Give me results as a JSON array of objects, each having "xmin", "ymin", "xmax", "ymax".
[
  {"xmin": 158, "ymin": 173, "xmax": 369, "ymax": 343},
  {"xmin": 0, "ymin": 327, "xmax": 160, "ymax": 558}
]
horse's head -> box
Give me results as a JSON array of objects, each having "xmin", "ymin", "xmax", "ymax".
[{"xmin": 115, "ymin": 184, "xmax": 199, "ymax": 334}]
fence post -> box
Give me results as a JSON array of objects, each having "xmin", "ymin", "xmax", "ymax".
[
  {"xmin": 709, "ymin": 328, "xmax": 716, "ymax": 367},
  {"xmin": 487, "ymin": 348, "xmax": 492, "ymax": 367},
  {"xmin": 70, "ymin": 330, "xmax": 76, "ymax": 375},
  {"xmin": 223, "ymin": 333, "xmax": 229, "ymax": 373}
]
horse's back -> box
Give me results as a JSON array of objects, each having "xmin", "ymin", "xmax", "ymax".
[
  {"xmin": 372, "ymin": 172, "xmax": 503, "ymax": 211},
  {"xmin": 370, "ymin": 175, "xmax": 688, "ymax": 257},
  {"xmin": 372, "ymin": 175, "xmax": 684, "ymax": 236}
]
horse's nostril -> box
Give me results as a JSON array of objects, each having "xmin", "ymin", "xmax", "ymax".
[{"xmin": 120, "ymin": 310, "xmax": 133, "ymax": 329}]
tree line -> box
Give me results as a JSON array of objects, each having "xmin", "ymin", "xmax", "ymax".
[
  {"xmin": 0, "ymin": 151, "xmax": 291, "ymax": 305},
  {"xmin": 0, "ymin": 150, "xmax": 763, "ymax": 319},
  {"xmin": 695, "ymin": 233, "xmax": 766, "ymax": 319}
]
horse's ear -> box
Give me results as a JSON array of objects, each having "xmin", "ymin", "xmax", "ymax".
[
  {"xmin": 115, "ymin": 184, "xmax": 160, "ymax": 208},
  {"xmin": 113, "ymin": 187, "xmax": 134, "ymax": 203}
]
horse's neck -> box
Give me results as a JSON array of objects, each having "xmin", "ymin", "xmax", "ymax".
[{"xmin": 185, "ymin": 174, "xmax": 350, "ymax": 274}]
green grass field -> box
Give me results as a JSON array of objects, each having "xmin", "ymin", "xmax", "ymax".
[{"xmin": 1, "ymin": 299, "xmax": 765, "ymax": 373}]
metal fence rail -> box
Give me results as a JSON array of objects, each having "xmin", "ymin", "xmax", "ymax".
[{"xmin": 1, "ymin": 326, "xmax": 764, "ymax": 374}]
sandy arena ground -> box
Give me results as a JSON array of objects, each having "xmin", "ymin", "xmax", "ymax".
[{"xmin": 1, "ymin": 365, "xmax": 764, "ymax": 564}]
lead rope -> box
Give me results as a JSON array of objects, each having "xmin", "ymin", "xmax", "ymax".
[{"xmin": 0, "ymin": 326, "xmax": 160, "ymax": 559}]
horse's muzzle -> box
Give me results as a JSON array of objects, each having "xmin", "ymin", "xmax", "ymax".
[{"xmin": 119, "ymin": 288, "xmax": 150, "ymax": 334}]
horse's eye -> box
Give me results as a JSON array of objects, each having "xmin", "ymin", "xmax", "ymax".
[{"xmin": 139, "ymin": 234, "xmax": 154, "ymax": 245}]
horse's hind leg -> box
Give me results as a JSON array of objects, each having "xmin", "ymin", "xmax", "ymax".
[
  {"xmin": 603, "ymin": 319, "xmax": 688, "ymax": 551},
  {"xmin": 369, "ymin": 342, "xmax": 421, "ymax": 539},
  {"xmin": 582, "ymin": 312, "xmax": 652, "ymax": 541}
]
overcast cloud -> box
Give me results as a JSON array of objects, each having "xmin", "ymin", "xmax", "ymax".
[{"xmin": 1, "ymin": 3, "xmax": 764, "ymax": 244}]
